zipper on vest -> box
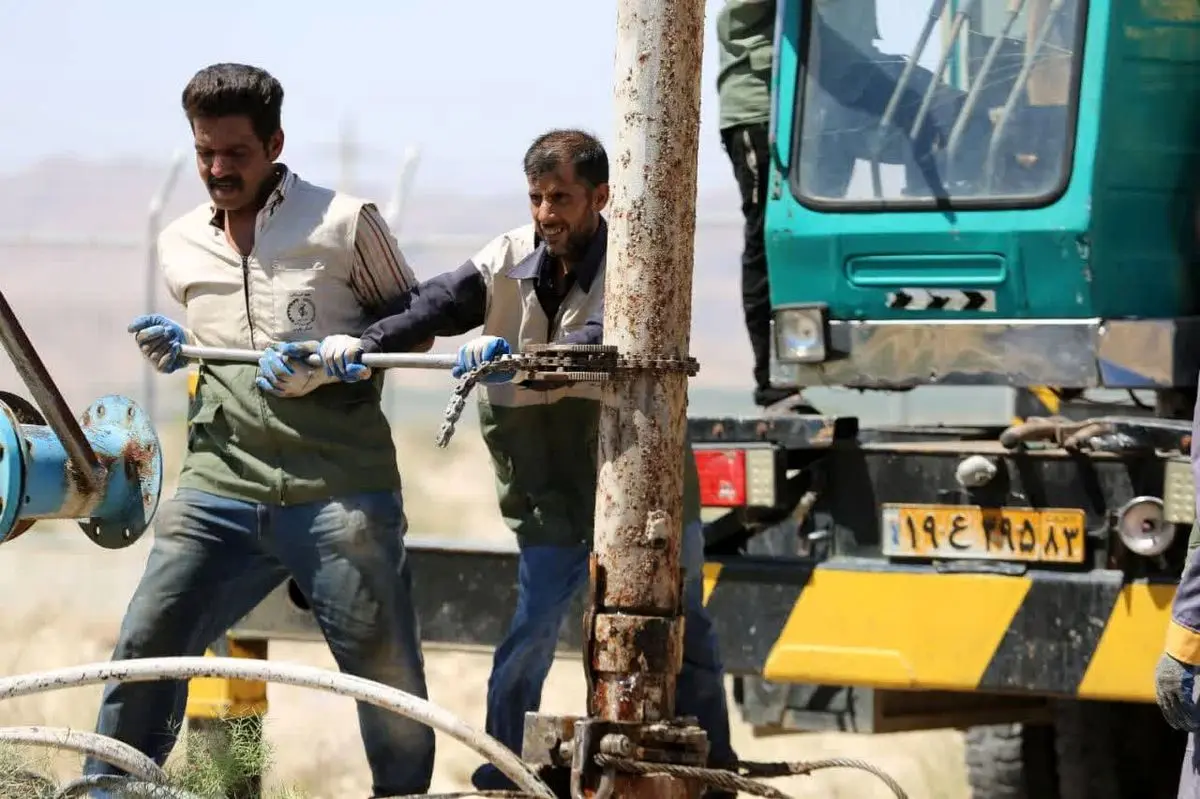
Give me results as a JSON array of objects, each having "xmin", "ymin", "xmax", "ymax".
[
  {"xmin": 240, "ymin": 255, "xmax": 256, "ymax": 349},
  {"xmin": 240, "ymin": 252, "xmax": 282, "ymax": 503}
]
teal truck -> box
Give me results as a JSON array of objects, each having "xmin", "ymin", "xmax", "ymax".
[{"xmin": 206, "ymin": 1, "xmax": 1200, "ymax": 796}]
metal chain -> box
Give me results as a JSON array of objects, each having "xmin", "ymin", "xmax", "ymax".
[
  {"xmin": 594, "ymin": 753, "xmax": 910, "ymax": 799},
  {"xmin": 435, "ymin": 347, "xmax": 700, "ymax": 448}
]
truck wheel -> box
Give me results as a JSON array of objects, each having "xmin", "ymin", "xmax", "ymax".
[{"xmin": 965, "ymin": 723, "xmax": 1057, "ymax": 799}]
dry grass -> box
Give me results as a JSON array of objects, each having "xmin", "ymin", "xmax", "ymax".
[{"xmin": 0, "ymin": 418, "xmax": 970, "ymax": 798}]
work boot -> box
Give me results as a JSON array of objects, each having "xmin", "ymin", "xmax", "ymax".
[
  {"xmin": 753, "ymin": 386, "xmax": 820, "ymax": 412},
  {"xmin": 754, "ymin": 384, "xmax": 800, "ymax": 408}
]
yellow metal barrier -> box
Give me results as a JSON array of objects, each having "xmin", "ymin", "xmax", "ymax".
[{"xmin": 184, "ymin": 636, "xmax": 270, "ymax": 720}]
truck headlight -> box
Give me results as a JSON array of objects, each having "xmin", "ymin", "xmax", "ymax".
[
  {"xmin": 1116, "ymin": 496, "xmax": 1174, "ymax": 557},
  {"xmin": 773, "ymin": 304, "xmax": 828, "ymax": 363}
]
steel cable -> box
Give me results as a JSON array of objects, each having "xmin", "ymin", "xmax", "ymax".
[
  {"xmin": 595, "ymin": 753, "xmax": 910, "ymax": 799},
  {"xmin": 52, "ymin": 774, "xmax": 206, "ymax": 799},
  {"xmin": 0, "ymin": 657, "xmax": 554, "ymax": 799},
  {"xmin": 0, "ymin": 726, "xmax": 165, "ymax": 785}
]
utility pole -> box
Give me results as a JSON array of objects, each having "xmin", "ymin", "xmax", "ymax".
[
  {"xmin": 588, "ymin": 0, "xmax": 707, "ymax": 795},
  {"xmin": 517, "ymin": 2, "xmax": 709, "ymax": 798}
]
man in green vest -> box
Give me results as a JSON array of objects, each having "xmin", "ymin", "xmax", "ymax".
[
  {"xmin": 84, "ymin": 63, "xmax": 435, "ymax": 799},
  {"xmin": 716, "ymin": 0, "xmax": 818, "ymax": 412},
  {"xmin": 313, "ymin": 128, "xmax": 738, "ymax": 794}
]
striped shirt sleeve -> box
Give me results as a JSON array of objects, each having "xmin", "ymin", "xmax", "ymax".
[{"xmin": 348, "ymin": 203, "xmax": 419, "ymax": 316}]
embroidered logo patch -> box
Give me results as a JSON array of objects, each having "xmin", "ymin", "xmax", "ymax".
[{"xmin": 286, "ymin": 292, "xmax": 317, "ymax": 332}]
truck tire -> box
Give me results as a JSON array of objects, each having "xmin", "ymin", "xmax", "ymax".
[{"xmin": 965, "ymin": 723, "xmax": 1057, "ymax": 799}]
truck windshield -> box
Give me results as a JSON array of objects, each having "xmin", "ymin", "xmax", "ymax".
[{"xmin": 794, "ymin": 0, "xmax": 1086, "ymax": 208}]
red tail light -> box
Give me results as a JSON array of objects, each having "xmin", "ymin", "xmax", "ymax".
[{"xmin": 694, "ymin": 448, "xmax": 746, "ymax": 507}]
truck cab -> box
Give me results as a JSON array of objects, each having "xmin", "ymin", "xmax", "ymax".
[{"xmin": 767, "ymin": 0, "xmax": 1198, "ymax": 391}]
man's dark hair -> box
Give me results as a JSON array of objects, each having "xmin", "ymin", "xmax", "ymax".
[
  {"xmin": 182, "ymin": 63, "xmax": 284, "ymax": 144},
  {"xmin": 523, "ymin": 129, "xmax": 608, "ymax": 189}
]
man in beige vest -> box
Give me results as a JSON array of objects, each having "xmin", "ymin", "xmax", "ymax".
[
  {"xmin": 83, "ymin": 63, "xmax": 435, "ymax": 799},
  {"xmin": 312, "ymin": 129, "xmax": 737, "ymax": 795}
]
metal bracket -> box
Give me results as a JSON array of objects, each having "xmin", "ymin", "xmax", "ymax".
[{"xmin": 522, "ymin": 713, "xmax": 709, "ymax": 799}]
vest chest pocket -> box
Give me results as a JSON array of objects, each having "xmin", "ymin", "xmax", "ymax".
[{"xmin": 270, "ymin": 257, "xmax": 327, "ymax": 339}]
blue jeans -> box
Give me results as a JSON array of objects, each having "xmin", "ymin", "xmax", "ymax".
[
  {"xmin": 84, "ymin": 488, "xmax": 435, "ymax": 799},
  {"xmin": 471, "ymin": 520, "xmax": 737, "ymax": 790}
]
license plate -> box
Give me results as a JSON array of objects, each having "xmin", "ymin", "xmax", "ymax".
[{"xmin": 881, "ymin": 503, "xmax": 1086, "ymax": 564}]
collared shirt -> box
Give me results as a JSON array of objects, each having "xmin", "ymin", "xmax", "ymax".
[
  {"xmin": 360, "ymin": 217, "xmax": 607, "ymax": 353},
  {"xmin": 507, "ymin": 218, "xmax": 606, "ymax": 329},
  {"xmin": 199, "ymin": 163, "xmax": 417, "ymax": 319}
]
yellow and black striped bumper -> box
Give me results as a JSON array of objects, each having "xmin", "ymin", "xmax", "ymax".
[
  {"xmin": 701, "ymin": 559, "xmax": 1173, "ymax": 703},
  {"xmin": 228, "ymin": 543, "xmax": 1175, "ymax": 705}
]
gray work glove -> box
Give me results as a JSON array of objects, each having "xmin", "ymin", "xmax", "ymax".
[{"xmin": 1156, "ymin": 651, "xmax": 1200, "ymax": 731}]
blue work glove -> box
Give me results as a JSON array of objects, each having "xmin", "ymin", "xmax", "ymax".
[
  {"xmin": 128, "ymin": 314, "xmax": 187, "ymax": 374},
  {"xmin": 1155, "ymin": 651, "xmax": 1200, "ymax": 731},
  {"xmin": 453, "ymin": 335, "xmax": 513, "ymax": 384},
  {"xmin": 317, "ymin": 334, "xmax": 372, "ymax": 382},
  {"xmin": 255, "ymin": 341, "xmax": 333, "ymax": 398}
]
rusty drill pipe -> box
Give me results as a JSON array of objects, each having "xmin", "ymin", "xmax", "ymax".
[
  {"xmin": 0, "ymin": 290, "xmax": 102, "ymax": 490},
  {"xmin": 587, "ymin": 0, "xmax": 706, "ymax": 796}
]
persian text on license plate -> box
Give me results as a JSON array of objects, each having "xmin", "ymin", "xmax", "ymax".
[{"xmin": 881, "ymin": 503, "xmax": 1086, "ymax": 564}]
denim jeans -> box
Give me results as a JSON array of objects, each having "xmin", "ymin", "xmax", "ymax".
[
  {"xmin": 83, "ymin": 488, "xmax": 435, "ymax": 799},
  {"xmin": 471, "ymin": 519, "xmax": 737, "ymax": 790}
]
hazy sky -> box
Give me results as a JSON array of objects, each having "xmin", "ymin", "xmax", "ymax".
[{"xmin": 0, "ymin": 1, "xmax": 924, "ymax": 197}]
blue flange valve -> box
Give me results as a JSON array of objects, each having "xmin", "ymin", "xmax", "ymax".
[{"xmin": 0, "ymin": 391, "xmax": 163, "ymax": 549}]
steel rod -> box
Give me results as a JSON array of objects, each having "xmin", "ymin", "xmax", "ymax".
[
  {"xmin": 908, "ymin": 0, "xmax": 978, "ymax": 142},
  {"xmin": 590, "ymin": 0, "xmax": 705, "ymax": 796},
  {"xmin": 0, "ymin": 290, "xmax": 101, "ymax": 489},
  {"xmin": 946, "ymin": 0, "xmax": 1029, "ymax": 161},
  {"xmin": 868, "ymin": 0, "xmax": 950, "ymax": 197},
  {"xmin": 983, "ymin": 0, "xmax": 1068, "ymax": 191},
  {"xmin": 178, "ymin": 344, "xmax": 459, "ymax": 371}
]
